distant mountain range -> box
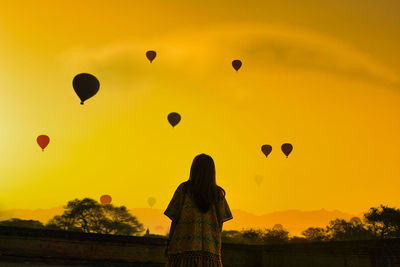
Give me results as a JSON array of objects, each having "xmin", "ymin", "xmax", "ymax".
[{"xmin": 0, "ymin": 207, "xmax": 363, "ymax": 236}]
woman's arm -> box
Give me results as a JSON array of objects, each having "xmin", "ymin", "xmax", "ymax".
[{"xmin": 168, "ymin": 220, "xmax": 178, "ymax": 239}]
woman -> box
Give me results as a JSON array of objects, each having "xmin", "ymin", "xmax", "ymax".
[{"xmin": 164, "ymin": 154, "xmax": 233, "ymax": 267}]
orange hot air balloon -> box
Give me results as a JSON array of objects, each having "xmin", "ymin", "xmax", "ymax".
[
  {"xmin": 100, "ymin": 195, "xmax": 112, "ymax": 204},
  {"xmin": 155, "ymin": 225, "xmax": 164, "ymax": 232},
  {"xmin": 232, "ymin": 59, "xmax": 242, "ymax": 71},
  {"xmin": 37, "ymin": 135, "xmax": 50, "ymax": 151},
  {"xmin": 146, "ymin": 50, "xmax": 157, "ymax": 63}
]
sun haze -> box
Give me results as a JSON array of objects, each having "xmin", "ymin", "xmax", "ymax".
[{"xmin": 0, "ymin": 0, "xmax": 399, "ymax": 216}]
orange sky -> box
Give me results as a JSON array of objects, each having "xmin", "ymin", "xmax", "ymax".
[{"xmin": 0, "ymin": 0, "xmax": 399, "ymax": 215}]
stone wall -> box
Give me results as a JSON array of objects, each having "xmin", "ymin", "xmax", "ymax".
[{"xmin": 1, "ymin": 226, "xmax": 399, "ymax": 267}]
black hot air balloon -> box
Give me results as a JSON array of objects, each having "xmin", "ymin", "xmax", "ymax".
[
  {"xmin": 281, "ymin": 143, "xmax": 293, "ymax": 158},
  {"xmin": 232, "ymin": 60, "xmax": 242, "ymax": 71},
  {"xmin": 73, "ymin": 73, "xmax": 100, "ymax": 105},
  {"xmin": 168, "ymin": 112, "xmax": 181, "ymax": 127},
  {"xmin": 146, "ymin": 50, "xmax": 157, "ymax": 63},
  {"xmin": 261, "ymin": 145, "xmax": 272, "ymax": 158}
]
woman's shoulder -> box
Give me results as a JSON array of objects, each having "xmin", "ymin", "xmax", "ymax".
[
  {"xmin": 177, "ymin": 181, "xmax": 190, "ymax": 192},
  {"xmin": 215, "ymin": 185, "xmax": 226, "ymax": 201}
]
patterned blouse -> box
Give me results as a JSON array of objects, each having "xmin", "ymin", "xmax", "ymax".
[{"xmin": 164, "ymin": 182, "xmax": 233, "ymax": 256}]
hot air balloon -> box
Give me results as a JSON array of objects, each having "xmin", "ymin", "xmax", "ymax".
[
  {"xmin": 73, "ymin": 73, "xmax": 100, "ymax": 105},
  {"xmin": 146, "ymin": 50, "xmax": 157, "ymax": 63},
  {"xmin": 254, "ymin": 175, "xmax": 263, "ymax": 186},
  {"xmin": 261, "ymin": 145, "xmax": 272, "ymax": 158},
  {"xmin": 100, "ymin": 195, "xmax": 112, "ymax": 204},
  {"xmin": 168, "ymin": 112, "xmax": 181, "ymax": 127},
  {"xmin": 350, "ymin": 217, "xmax": 362, "ymax": 224},
  {"xmin": 281, "ymin": 143, "xmax": 293, "ymax": 158},
  {"xmin": 273, "ymin": 224, "xmax": 284, "ymax": 231},
  {"xmin": 148, "ymin": 197, "xmax": 156, "ymax": 208},
  {"xmin": 232, "ymin": 59, "xmax": 242, "ymax": 71},
  {"xmin": 37, "ymin": 135, "xmax": 50, "ymax": 151}
]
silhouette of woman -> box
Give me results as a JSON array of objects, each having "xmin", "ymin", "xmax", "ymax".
[{"xmin": 164, "ymin": 153, "xmax": 233, "ymax": 267}]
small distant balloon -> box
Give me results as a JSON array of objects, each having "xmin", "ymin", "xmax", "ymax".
[
  {"xmin": 73, "ymin": 73, "xmax": 100, "ymax": 105},
  {"xmin": 155, "ymin": 225, "xmax": 164, "ymax": 232},
  {"xmin": 273, "ymin": 224, "xmax": 284, "ymax": 231},
  {"xmin": 148, "ymin": 197, "xmax": 156, "ymax": 208},
  {"xmin": 254, "ymin": 175, "xmax": 263, "ymax": 186},
  {"xmin": 37, "ymin": 135, "xmax": 50, "ymax": 151},
  {"xmin": 168, "ymin": 112, "xmax": 181, "ymax": 127},
  {"xmin": 146, "ymin": 50, "xmax": 157, "ymax": 63},
  {"xmin": 281, "ymin": 143, "xmax": 293, "ymax": 158},
  {"xmin": 100, "ymin": 195, "xmax": 112, "ymax": 204},
  {"xmin": 350, "ymin": 217, "xmax": 362, "ymax": 224},
  {"xmin": 261, "ymin": 145, "xmax": 272, "ymax": 158},
  {"xmin": 232, "ymin": 60, "xmax": 242, "ymax": 71}
]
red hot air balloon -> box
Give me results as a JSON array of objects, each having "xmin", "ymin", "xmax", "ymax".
[
  {"xmin": 281, "ymin": 143, "xmax": 293, "ymax": 158},
  {"xmin": 232, "ymin": 59, "xmax": 242, "ymax": 71},
  {"xmin": 73, "ymin": 73, "xmax": 100, "ymax": 105},
  {"xmin": 146, "ymin": 50, "xmax": 157, "ymax": 63},
  {"xmin": 261, "ymin": 145, "xmax": 272, "ymax": 158},
  {"xmin": 168, "ymin": 112, "xmax": 181, "ymax": 127},
  {"xmin": 37, "ymin": 135, "xmax": 50, "ymax": 151},
  {"xmin": 100, "ymin": 195, "xmax": 112, "ymax": 204}
]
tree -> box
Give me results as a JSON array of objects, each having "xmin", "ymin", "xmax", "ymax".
[
  {"xmin": 262, "ymin": 228, "xmax": 289, "ymax": 244},
  {"xmin": 0, "ymin": 218, "xmax": 44, "ymax": 229},
  {"xmin": 301, "ymin": 227, "xmax": 328, "ymax": 242},
  {"xmin": 241, "ymin": 228, "xmax": 264, "ymax": 244},
  {"xmin": 364, "ymin": 205, "xmax": 400, "ymax": 238},
  {"xmin": 45, "ymin": 198, "xmax": 144, "ymax": 235},
  {"xmin": 222, "ymin": 230, "xmax": 246, "ymax": 244},
  {"xmin": 326, "ymin": 219, "xmax": 375, "ymax": 241}
]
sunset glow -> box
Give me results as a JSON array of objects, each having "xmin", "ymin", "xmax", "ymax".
[{"xmin": 0, "ymin": 0, "xmax": 399, "ymax": 218}]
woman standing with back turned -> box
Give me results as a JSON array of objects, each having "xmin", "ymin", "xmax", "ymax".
[{"xmin": 164, "ymin": 153, "xmax": 233, "ymax": 267}]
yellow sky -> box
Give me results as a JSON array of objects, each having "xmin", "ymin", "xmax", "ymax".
[{"xmin": 0, "ymin": 0, "xmax": 399, "ymax": 215}]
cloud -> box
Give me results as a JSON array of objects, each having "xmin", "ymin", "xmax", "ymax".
[{"xmin": 58, "ymin": 22, "xmax": 399, "ymax": 91}]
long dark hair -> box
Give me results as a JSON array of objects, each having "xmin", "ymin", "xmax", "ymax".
[{"xmin": 185, "ymin": 154, "xmax": 225, "ymax": 213}]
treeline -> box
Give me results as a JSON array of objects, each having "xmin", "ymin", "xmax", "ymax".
[
  {"xmin": 1, "ymin": 200, "xmax": 400, "ymax": 243},
  {"xmin": 0, "ymin": 198, "xmax": 145, "ymax": 236},
  {"xmin": 222, "ymin": 205, "xmax": 400, "ymax": 244}
]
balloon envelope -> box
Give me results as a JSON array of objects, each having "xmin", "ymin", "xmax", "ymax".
[
  {"xmin": 100, "ymin": 195, "xmax": 112, "ymax": 204},
  {"xmin": 273, "ymin": 224, "xmax": 284, "ymax": 231},
  {"xmin": 350, "ymin": 217, "xmax": 362, "ymax": 224},
  {"xmin": 254, "ymin": 175, "xmax": 263, "ymax": 186},
  {"xmin": 146, "ymin": 50, "xmax": 157, "ymax": 63},
  {"xmin": 168, "ymin": 112, "xmax": 181, "ymax": 127},
  {"xmin": 37, "ymin": 135, "xmax": 50, "ymax": 151},
  {"xmin": 281, "ymin": 143, "xmax": 293, "ymax": 158},
  {"xmin": 148, "ymin": 197, "xmax": 156, "ymax": 207},
  {"xmin": 73, "ymin": 73, "xmax": 100, "ymax": 105},
  {"xmin": 261, "ymin": 145, "xmax": 272, "ymax": 157},
  {"xmin": 232, "ymin": 60, "xmax": 242, "ymax": 71}
]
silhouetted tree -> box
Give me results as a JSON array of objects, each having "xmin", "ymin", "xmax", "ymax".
[
  {"xmin": 301, "ymin": 227, "xmax": 329, "ymax": 241},
  {"xmin": 45, "ymin": 198, "xmax": 144, "ymax": 235},
  {"xmin": 326, "ymin": 218, "xmax": 375, "ymax": 241},
  {"xmin": 241, "ymin": 228, "xmax": 264, "ymax": 244},
  {"xmin": 364, "ymin": 205, "xmax": 400, "ymax": 238},
  {"xmin": 0, "ymin": 218, "xmax": 44, "ymax": 229},
  {"xmin": 262, "ymin": 228, "xmax": 289, "ymax": 244},
  {"xmin": 222, "ymin": 230, "xmax": 247, "ymax": 244}
]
